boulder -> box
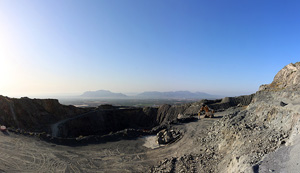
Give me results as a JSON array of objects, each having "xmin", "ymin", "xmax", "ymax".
[{"xmin": 157, "ymin": 129, "xmax": 181, "ymax": 145}]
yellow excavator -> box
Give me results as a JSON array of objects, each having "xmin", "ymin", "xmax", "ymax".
[{"xmin": 198, "ymin": 105, "xmax": 215, "ymax": 119}]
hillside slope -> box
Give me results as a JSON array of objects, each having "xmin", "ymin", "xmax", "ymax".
[{"xmin": 151, "ymin": 62, "xmax": 300, "ymax": 172}]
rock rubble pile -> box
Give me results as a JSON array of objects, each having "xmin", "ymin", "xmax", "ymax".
[{"xmin": 150, "ymin": 62, "xmax": 300, "ymax": 172}]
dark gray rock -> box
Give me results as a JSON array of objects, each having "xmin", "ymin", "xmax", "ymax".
[{"xmin": 280, "ymin": 101, "xmax": 288, "ymax": 107}]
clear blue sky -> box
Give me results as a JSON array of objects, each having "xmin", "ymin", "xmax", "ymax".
[{"xmin": 0, "ymin": 0, "xmax": 299, "ymax": 97}]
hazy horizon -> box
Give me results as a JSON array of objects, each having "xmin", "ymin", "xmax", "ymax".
[
  {"xmin": 4, "ymin": 89, "xmax": 225, "ymax": 99},
  {"xmin": 1, "ymin": 1, "xmax": 300, "ymax": 98}
]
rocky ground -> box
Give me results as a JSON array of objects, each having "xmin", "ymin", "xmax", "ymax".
[
  {"xmin": 0, "ymin": 111, "xmax": 229, "ymax": 172},
  {"xmin": 1, "ymin": 62, "xmax": 300, "ymax": 173},
  {"xmin": 151, "ymin": 63, "xmax": 300, "ymax": 173}
]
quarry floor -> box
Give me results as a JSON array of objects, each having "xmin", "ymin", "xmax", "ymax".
[{"xmin": 0, "ymin": 113, "xmax": 222, "ymax": 173}]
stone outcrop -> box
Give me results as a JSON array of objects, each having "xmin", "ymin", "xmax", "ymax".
[{"xmin": 260, "ymin": 62, "xmax": 300, "ymax": 91}]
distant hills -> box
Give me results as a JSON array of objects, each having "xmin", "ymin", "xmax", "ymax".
[
  {"xmin": 80, "ymin": 90, "xmax": 220, "ymax": 99},
  {"xmin": 80, "ymin": 90, "xmax": 127, "ymax": 98}
]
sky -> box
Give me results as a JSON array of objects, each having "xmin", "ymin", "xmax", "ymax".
[{"xmin": 0, "ymin": 0, "xmax": 300, "ymax": 97}]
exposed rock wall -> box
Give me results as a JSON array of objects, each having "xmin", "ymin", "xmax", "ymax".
[
  {"xmin": 58, "ymin": 107, "xmax": 159, "ymax": 138},
  {"xmin": 156, "ymin": 104, "xmax": 191, "ymax": 124},
  {"xmin": 208, "ymin": 94, "xmax": 255, "ymax": 111},
  {"xmin": 0, "ymin": 96, "xmax": 86, "ymax": 132}
]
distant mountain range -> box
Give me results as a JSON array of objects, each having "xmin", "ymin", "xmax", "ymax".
[
  {"xmin": 80, "ymin": 90, "xmax": 127, "ymax": 98},
  {"xmin": 80, "ymin": 90, "xmax": 220, "ymax": 99}
]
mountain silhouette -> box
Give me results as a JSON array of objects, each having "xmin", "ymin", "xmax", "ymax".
[{"xmin": 80, "ymin": 90, "xmax": 128, "ymax": 98}]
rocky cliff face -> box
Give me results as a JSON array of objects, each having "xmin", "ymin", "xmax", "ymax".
[
  {"xmin": 260, "ymin": 62, "xmax": 300, "ymax": 91},
  {"xmin": 0, "ymin": 96, "xmax": 87, "ymax": 132},
  {"xmin": 57, "ymin": 106, "xmax": 159, "ymax": 138}
]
